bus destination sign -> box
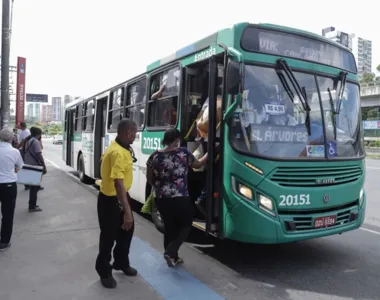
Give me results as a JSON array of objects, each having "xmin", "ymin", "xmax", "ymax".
[{"xmin": 241, "ymin": 27, "xmax": 357, "ymax": 73}]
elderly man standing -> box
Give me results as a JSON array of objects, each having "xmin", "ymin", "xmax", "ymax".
[{"xmin": 0, "ymin": 129, "xmax": 24, "ymax": 251}]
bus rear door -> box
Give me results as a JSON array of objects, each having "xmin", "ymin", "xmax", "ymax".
[
  {"xmin": 94, "ymin": 96, "xmax": 108, "ymax": 178},
  {"xmin": 65, "ymin": 108, "xmax": 75, "ymax": 167}
]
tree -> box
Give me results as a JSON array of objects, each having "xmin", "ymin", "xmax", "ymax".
[
  {"xmin": 377, "ymin": 64, "xmax": 380, "ymax": 73},
  {"xmin": 360, "ymin": 72, "xmax": 376, "ymax": 86}
]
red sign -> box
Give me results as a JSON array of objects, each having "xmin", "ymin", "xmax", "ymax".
[
  {"xmin": 16, "ymin": 57, "xmax": 26, "ymax": 126},
  {"xmin": 314, "ymin": 215, "xmax": 337, "ymax": 228}
]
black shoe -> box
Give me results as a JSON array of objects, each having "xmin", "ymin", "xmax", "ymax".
[
  {"xmin": 100, "ymin": 276, "xmax": 117, "ymax": 289},
  {"xmin": 174, "ymin": 257, "xmax": 184, "ymax": 265},
  {"xmin": 164, "ymin": 254, "xmax": 176, "ymax": 268},
  {"xmin": 113, "ymin": 265, "xmax": 138, "ymax": 276},
  {"xmin": 29, "ymin": 206, "xmax": 42, "ymax": 212},
  {"xmin": 0, "ymin": 243, "xmax": 11, "ymax": 251},
  {"xmin": 39, "ymin": 186, "xmax": 44, "ymax": 191}
]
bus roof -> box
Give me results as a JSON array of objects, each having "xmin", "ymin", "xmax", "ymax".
[
  {"xmin": 66, "ymin": 22, "xmax": 354, "ymax": 110},
  {"xmin": 147, "ymin": 22, "xmax": 354, "ymax": 72}
]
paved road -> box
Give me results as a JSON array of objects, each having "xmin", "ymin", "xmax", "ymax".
[{"xmin": 43, "ymin": 140, "xmax": 380, "ymax": 300}]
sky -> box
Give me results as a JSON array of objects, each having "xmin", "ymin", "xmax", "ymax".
[{"xmin": 7, "ymin": 0, "xmax": 380, "ymax": 102}]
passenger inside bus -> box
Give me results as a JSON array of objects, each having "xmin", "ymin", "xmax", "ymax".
[
  {"xmin": 185, "ymin": 64, "xmax": 224, "ymax": 216},
  {"xmin": 150, "ymin": 70, "xmax": 179, "ymax": 126}
]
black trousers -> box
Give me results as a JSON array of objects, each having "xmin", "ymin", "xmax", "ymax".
[
  {"xmin": 95, "ymin": 192, "xmax": 134, "ymax": 279},
  {"xmin": 0, "ymin": 182, "xmax": 17, "ymax": 244},
  {"xmin": 29, "ymin": 185, "xmax": 40, "ymax": 209},
  {"xmin": 156, "ymin": 196, "xmax": 194, "ymax": 259}
]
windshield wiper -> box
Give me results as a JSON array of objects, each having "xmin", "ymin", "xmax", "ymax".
[
  {"xmin": 277, "ymin": 59, "xmax": 311, "ymax": 135},
  {"xmin": 336, "ymin": 71, "xmax": 347, "ymax": 115},
  {"xmin": 327, "ymin": 88, "xmax": 337, "ymax": 140}
]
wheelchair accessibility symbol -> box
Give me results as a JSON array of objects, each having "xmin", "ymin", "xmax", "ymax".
[{"xmin": 327, "ymin": 142, "xmax": 337, "ymax": 157}]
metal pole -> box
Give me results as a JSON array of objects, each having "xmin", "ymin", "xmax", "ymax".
[{"xmin": 0, "ymin": 0, "xmax": 10, "ymax": 129}]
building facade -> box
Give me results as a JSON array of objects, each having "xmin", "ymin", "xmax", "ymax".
[
  {"xmin": 322, "ymin": 26, "xmax": 372, "ymax": 77},
  {"xmin": 52, "ymin": 97, "xmax": 62, "ymax": 122},
  {"xmin": 42, "ymin": 105, "xmax": 53, "ymax": 123}
]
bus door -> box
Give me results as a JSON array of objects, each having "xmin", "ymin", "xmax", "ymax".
[
  {"xmin": 94, "ymin": 97, "xmax": 108, "ymax": 178},
  {"xmin": 205, "ymin": 56, "xmax": 220, "ymax": 235},
  {"xmin": 65, "ymin": 108, "xmax": 75, "ymax": 167}
]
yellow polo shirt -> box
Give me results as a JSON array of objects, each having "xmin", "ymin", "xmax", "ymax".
[{"xmin": 100, "ymin": 140, "xmax": 133, "ymax": 196}]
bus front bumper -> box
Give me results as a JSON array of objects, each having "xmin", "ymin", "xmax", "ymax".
[{"xmin": 224, "ymin": 193, "xmax": 366, "ymax": 244}]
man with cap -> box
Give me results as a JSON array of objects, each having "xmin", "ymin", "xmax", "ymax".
[{"xmin": 0, "ymin": 128, "xmax": 24, "ymax": 251}]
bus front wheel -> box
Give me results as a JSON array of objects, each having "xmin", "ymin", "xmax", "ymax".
[
  {"xmin": 147, "ymin": 184, "xmax": 165, "ymax": 233},
  {"xmin": 151, "ymin": 201, "xmax": 165, "ymax": 233}
]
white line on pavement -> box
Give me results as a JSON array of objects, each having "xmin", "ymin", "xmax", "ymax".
[
  {"xmin": 45, "ymin": 158, "xmax": 61, "ymax": 169},
  {"xmin": 366, "ymin": 165, "xmax": 380, "ymax": 169},
  {"xmin": 360, "ymin": 227, "xmax": 380, "ymax": 235}
]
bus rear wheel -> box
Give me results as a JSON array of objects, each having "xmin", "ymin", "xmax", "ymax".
[{"xmin": 78, "ymin": 154, "xmax": 90, "ymax": 184}]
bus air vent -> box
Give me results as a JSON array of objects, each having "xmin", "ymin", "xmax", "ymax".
[{"xmin": 270, "ymin": 166, "xmax": 362, "ymax": 187}]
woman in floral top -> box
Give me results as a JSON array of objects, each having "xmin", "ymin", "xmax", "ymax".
[{"xmin": 146, "ymin": 128, "xmax": 208, "ymax": 267}]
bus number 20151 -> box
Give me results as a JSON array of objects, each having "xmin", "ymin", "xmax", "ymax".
[
  {"xmin": 279, "ymin": 194, "xmax": 311, "ymax": 206},
  {"xmin": 143, "ymin": 137, "xmax": 161, "ymax": 150}
]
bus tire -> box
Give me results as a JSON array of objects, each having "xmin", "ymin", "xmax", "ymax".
[
  {"xmin": 147, "ymin": 184, "xmax": 165, "ymax": 233},
  {"xmin": 151, "ymin": 200, "xmax": 165, "ymax": 233},
  {"xmin": 78, "ymin": 154, "xmax": 90, "ymax": 184}
]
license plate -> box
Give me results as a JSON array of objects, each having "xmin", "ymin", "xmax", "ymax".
[{"xmin": 314, "ymin": 215, "xmax": 336, "ymax": 228}]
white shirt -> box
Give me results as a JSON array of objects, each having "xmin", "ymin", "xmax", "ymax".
[
  {"xmin": 0, "ymin": 141, "xmax": 24, "ymax": 183},
  {"xmin": 18, "ymin": 129, "xmax": 30, "ymax": 144}
]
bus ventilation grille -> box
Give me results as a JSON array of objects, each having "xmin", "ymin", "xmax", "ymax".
[{"xmin": 270, "ymin": 166, "xmax": 362, "ymax": 187}]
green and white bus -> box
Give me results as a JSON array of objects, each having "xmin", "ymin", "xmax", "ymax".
[{"xmin": 63, "ymin": 22, "xmax": 366, "ymax": 244}]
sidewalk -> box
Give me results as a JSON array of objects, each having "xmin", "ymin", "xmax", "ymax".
[{"xmin": 0, "ymin": 167, "xmax": 162, "ymax": 300}]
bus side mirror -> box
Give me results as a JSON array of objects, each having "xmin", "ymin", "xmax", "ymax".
[
  {"xmin": 226, "ymin": 61, "xmax": 240, "ymax": 96},
  {"xmin": 226, "ymin": 60, "xmax": 245, "ymax": 96}
]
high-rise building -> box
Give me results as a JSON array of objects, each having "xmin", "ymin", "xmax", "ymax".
[
  {"xmin": 322, "ymin": 27, "xmax": 354, "ymax": 51},
  {"xmin": 354, "ymin": 37, "xmax": 372, "ymax": 76},
  {"xmin": 26, "ymin": 103, "xmax": 42, "ymax": 121},
  {"xmin": 64, "ymin": 95, "xmax": 73, "ymax": 107},
  {"xmin": 322, "ymin": 26, "xmax": 372, "ymax": 77},
  {"xmin": 27, "ymin": 103, "xmax": 34, "ymax": 120},
  {"xmin": 42, "ymin": 105, "xmax": 53, "ymax": 123},
  {"xmin": 52, "ymin": 97, "xmax": 62, "ymax": 121}
]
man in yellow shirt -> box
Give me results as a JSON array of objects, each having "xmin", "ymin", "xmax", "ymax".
[{"xmin": 95, "ymin": 118, "xmax": 138, "ymax": 289}]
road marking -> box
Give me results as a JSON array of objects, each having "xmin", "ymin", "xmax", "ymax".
[
  {"xmin": 366, "ymin": 166, "xmax": 380, "ymax": 170},
  {"xmin": 360, "ymin": 227, "xmax": 380, "ymax": 235},
  {"xmin": 130, "ymin": 237, "xmax": 225, "ymax": 300},
  {"xmin": 45, "ymin": 158, "xmax": 61, "ymax": 169}
]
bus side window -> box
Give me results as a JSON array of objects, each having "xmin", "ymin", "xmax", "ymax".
[
  {"xmin": 126, "ymin": 78, "xmax": 146, "ymax": 129},
  {"xmin": 108, "ymin": 87, "xmax": 124, "ymax": 131},
  {"xmin": 148, "ymin": 66, "xmax": 180, "ymax": 127},
  {"xmin": 84, "ymin": 99, "xmax": 95, "ymax": 132},
  {"xmin": 75, "ymin": 104, "xmax": 83, "ymax": 133}
]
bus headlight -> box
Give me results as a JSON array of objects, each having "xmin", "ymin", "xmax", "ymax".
[
  {"xmin": 359, "ymin": 188, "xmax": 364, "ymax": 206},
  {"xmin": 258, "ymin": 194, "xmax": 275, "ymax": 216},
  {"xmin": 231, "ymin": 177, "xmax": 253, "ymax": 201},
  {"xmin": 238, "ymin": 183, "xmax": 253, "ymax": 200}
]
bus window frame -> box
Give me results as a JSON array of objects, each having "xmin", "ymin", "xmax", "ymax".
[
  {"xmin": 227, "ymin": 61, "xmax": 364, "ymax": 162},
  {"xmin": 107, "ymin": 86, "xmax": 125, "ymax": 133},
  {"xmin": 74, "ymin": 103, "xmax": 84, "ymax": 133},
  {"xmin": 83, "ymin": 99, "xmax": 96, "ymax": 133},
  {"xmin": 146, "ymin": 62, "xmax": 182, "ymax": 132},
  {"xmin": 125, "ymin": 75, "xmax": 147, "ymax": 131},
  {"xmin": 240, "ymin": 25, "xmax": 358, "ymax": 75}
]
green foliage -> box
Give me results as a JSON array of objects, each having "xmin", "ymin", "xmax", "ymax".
[
  {"xmin": 364, "ymin": 140, "xmax": 380, "ymax": 148},
  {"xmin": 360, "ymin": 72, "xmax": 376, "ymax": 86}
]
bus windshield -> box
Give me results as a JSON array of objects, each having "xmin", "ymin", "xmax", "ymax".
[{"xmin": 229, "ymin": 65, "xmax": 364, "ymax": 159}]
